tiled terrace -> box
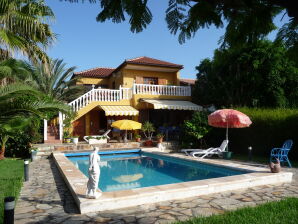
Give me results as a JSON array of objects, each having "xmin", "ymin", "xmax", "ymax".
[{"xmin": 15, "ymin": 153, "xmax": 298, "ymax": 224}]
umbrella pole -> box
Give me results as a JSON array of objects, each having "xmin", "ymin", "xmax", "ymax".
[
  {"xmin": 124, "ymin": 130, "xmax": 128, "ymax": 143},
  {"xmin": 226, "ymin": 122, "xmax": 229, "ymax": 151}
]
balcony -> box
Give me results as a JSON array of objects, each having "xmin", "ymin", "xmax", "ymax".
[
  {"xmin": 133, "ymin": 84, "xmax": 191, "ymax": 96},
  {"xmin": 69, "ymin": 84, "xmax": 191, "ymax": 112}
]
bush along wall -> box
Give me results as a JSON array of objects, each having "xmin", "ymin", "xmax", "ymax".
[{"xmin": 204, "ymin": 108, "xmax": 298, "ymax": 161}]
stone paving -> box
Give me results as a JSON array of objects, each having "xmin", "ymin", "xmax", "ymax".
[{"xmin": 15, "ymin": 157, "xmax": 298, "ymax": 224}]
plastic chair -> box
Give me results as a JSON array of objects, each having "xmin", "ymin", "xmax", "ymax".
[{"xmin": 270, "ymin": 139, "xmax": 293, "ymax": 168}]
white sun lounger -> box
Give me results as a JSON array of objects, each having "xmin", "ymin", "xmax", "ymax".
[
  {"xmin": 190, "ymin": 140, "xmax": 229, "ymax": 159},
  {"xmin": 181, "ymin": 140, "xmax": 229, "ymax": 156},
  {"xmin": 83, "ymin": 129, "xmax": 111, "ymax": 144}
]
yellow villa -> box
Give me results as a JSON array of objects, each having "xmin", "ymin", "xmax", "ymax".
[{"xmin": 44, "ymin": 56, "xmax": 200, "ymax": 143}]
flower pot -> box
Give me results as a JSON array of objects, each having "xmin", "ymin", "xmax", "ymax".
[
  {"xmin": 72, "ymin": 137, "xmax": 79, "ymax": 144},
  {"xmin": 223, "ymin": 151, "xmax": 233, "ymax": 160},
  {"xmin": 136, "ymin": 138, "xmax": 141, "ymax": 142},
  {"xmin": 64, "ymin": 138, "xmax": 71, "ymax": 143},
  {"xmin": 31, "ymin": 150, "xmax": 38, "ymax": 161},
  {"xmin": 144, "ymin": 140, "xmax": 153, "ymax": 147}
]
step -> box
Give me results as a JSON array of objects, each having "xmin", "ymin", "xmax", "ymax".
[{"xmin": 44, "ymin": 139, "xmax": 62, "ymax": 144}]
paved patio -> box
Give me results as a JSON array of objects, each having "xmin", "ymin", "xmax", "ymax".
[{"xmin": 15, "ymin": 156, "xmax": 298, "ymax": 224}]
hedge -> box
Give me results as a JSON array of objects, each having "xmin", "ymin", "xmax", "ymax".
[{"xmin": 204, "ymin": 108, "xmax": 298, "ymax": 161}]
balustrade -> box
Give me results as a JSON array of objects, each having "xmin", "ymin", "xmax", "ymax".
[
  {"xmin": 133, "ymin": 84, "xmax": 191, "ymax": 96},
  {"xmin": 69, "ymin": 84, "xmax": 191, "ymax": 112}
]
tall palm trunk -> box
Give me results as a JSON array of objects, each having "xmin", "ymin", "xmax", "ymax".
[{"xmin": 0, "ymin": 136, "xmax": 9, "ymax": 160}]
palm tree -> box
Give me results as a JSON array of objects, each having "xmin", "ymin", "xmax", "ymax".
[
  {"xmin": 0, "ymin": 0, "xmax": 55, "ymax": 63},
  {"xmin": 0, "ymin": 83, "xmax": 71, "ymax": 159},
  {"xmin": 28, "ymin": 59, "xmax": 84, "ymax": 102},
  {"xmin": 0, "ymin": 58, "xmax": 31, "ymax": 85}
]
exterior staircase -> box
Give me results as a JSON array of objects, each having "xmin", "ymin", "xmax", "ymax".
[{"xmin": 45, "ymin": 123, "xmax": 61, "ymax": 143}]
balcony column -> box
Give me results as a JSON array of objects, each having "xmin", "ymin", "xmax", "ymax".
[
  {"xmin": 58, "ymin": 112, "xmax": 63, "ymax": 141},
  {"xmin": 133, "ymin": 81, "xmax": 136, "ymax": 94},
  {"xmin": 43, "ymin": 119, "xmax": 47, "ymax": 142},
  {"xmin": 119, "ymin": 85, "xmax": 122, "ymax": 100}
]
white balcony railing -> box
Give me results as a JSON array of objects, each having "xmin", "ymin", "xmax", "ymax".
[
  {"xmin": 69, "ymin": 84, "xmax": 191, "ymax": 112},
  {"xmin": 133, "ymin": 83, "xmax": 191, "ymax": 96},
  {"xmin": 69, "ymin": 88, "xmax": 125, "ymax": 112}
]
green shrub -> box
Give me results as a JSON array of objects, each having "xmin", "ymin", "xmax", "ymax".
[
  {"xmin": 181, "ymin": 112, "xmax": 211, "ymax": 148},
  {"xmin": 205, "ymin": 108, "xmax": 298, "ymax": 161}
]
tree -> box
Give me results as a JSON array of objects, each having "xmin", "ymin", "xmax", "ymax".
[
  {"xmin": 64, "ymin": 0, "xmax": 297, "ymax": 46},
  {"xmin": 0, "ymin": 0, "xmax": 55, "ymax": 63},
  {"xmin": 0, "ymin": 83, "xmax": 71, "ymax": 159},
  {"xmin": 193, "ymin": 40, "xmax": 298, "ymax": 108},
  {"xmin": 28, "ymin": 59, "xmax": 84, "ymax": 102},
  {"xmin": 0, "ymin": 58, "xmax": 31, "ymax": 85}
]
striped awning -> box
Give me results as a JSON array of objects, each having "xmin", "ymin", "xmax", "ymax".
[
  {"xmin": 142, "ymin": 99, "xmax": 203, "ymax": 111},
  {"xmin": 100, "ymin": 106, "xmax": 139, "ymax": 116}
]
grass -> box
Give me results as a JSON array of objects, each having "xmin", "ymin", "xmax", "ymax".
[
  {"xmin": 0, "ymin": 159, "xmax": 24, "ymax": 223},
  {"xmin": 175, "ymin": 197, "xmax": 298, "ymax": 224}
]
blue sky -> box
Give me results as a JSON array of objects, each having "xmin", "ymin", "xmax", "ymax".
[{"xmin": 46, "ymin": 1, "xmax": 288, "ymax": 79}]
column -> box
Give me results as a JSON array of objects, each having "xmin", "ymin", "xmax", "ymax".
[{"xmin": 43, "ymin": 119, "xmax": 48, "ymax": 142}]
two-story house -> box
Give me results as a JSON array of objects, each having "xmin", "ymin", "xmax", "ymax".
[{"xmin": 44, "ymin": 57, "xmax": 201, "ymax": 143}]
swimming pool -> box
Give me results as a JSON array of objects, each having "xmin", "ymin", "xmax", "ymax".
[
  {"xmin": 54, "ymin": 150, "xmax": 292, "ymax": 213},
  {"xmin": 66, "ymin": 151, "xmax": 248, "ymax": 192}
]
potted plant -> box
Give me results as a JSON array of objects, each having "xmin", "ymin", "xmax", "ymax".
[
  {"xmin": 156, "ymin": 133, "xmax": 164, "ymax": 143},
  {"xmin": 30, "ymin": 148, "xmax": 39, "ymax": 161},
  {"xmin": 222, "ymin": 147, "xmax": 233, "ymax": 159},
  {"xmin": 72, "ymin": 136, "xmax": 79, "ymax": 144},
  {"xmin": 135, "ymin": 134, "xmax": 141, "ymax": 142},
  {"xmin": 141, "ymin": 121, "xmax": 155, "ymax": 147},
  {"xmin": 63, "ymin": 131, "xmax": 72, "ymax": 143},
  {"xmin": 63, "ymin": 113, "xmax": 76, "ymax": 144}
]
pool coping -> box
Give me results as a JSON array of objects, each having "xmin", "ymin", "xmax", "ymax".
[{"xmin": 52, "ymin": 150, "xmax": 293, "ymax": 214}]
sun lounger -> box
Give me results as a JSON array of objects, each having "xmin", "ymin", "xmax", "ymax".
[
  {"xmin": 186, "ymin": 140, "xmax": 229, "ymax": 159},
  {"xmin": 181, "ymin": 140, "xmax": 229, "ymax": 156},
  {"xmin": 83, "ymin": 129, "xmax": 111, "ymax": 144}
]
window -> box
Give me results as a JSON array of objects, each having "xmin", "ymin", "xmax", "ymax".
[{"xmin": 143, "ymin": 77, "xmax": 158, "ymax": 85}]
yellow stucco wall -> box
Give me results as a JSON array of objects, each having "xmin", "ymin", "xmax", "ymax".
[
  {"xmin": 77, "ymin": 77, "xmax": 109, "ymax": 86},
  {"xmin": 122, "ymin": 68, "xmax": 179, "ymax": 88},
  {"xmin": 108, "ymin": 71, "xmax": 123, "ymax": 89}
]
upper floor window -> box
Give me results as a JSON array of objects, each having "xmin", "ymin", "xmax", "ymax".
[{"xmin": 144, "ymin": 77, "xmax": 158, "ymax": 85}]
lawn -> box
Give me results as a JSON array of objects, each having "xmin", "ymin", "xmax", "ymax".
[
  {"xmin": 175, "ymin": 197, "xmax": 298, "ymax": 224},
  {"xmin": 0, "ymin": 159, "xmax": 24, "ymax": 223}
]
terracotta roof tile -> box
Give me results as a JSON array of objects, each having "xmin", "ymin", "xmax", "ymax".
[
  {"xmin": 180, "ymin": 78, "xmax": 196, "ymax": 85},
  {"xmin": 126, "ymin": 56, "xmax": 183, "ymax": 68},
  {"xmin": 74, "ymin": 67, "xmax": 115, "ymax": 78}
]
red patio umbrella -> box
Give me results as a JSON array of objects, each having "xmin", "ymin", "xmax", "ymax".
[{"xmin": 208, "ymin": 109, "xmax": 252, "ymax": 141}]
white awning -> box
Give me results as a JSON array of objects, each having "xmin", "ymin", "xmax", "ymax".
[
  {"xmin": 142, "ymin": 99, "xmax": 203, "ymax": 111},
  {"xmin": 100, "ymin": 106, "xmax": 139, "ymax": 116}
]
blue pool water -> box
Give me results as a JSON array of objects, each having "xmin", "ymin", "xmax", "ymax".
[{"xmin": 66, "ymin": 151, "xmax": 248, "ymax": 192}]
